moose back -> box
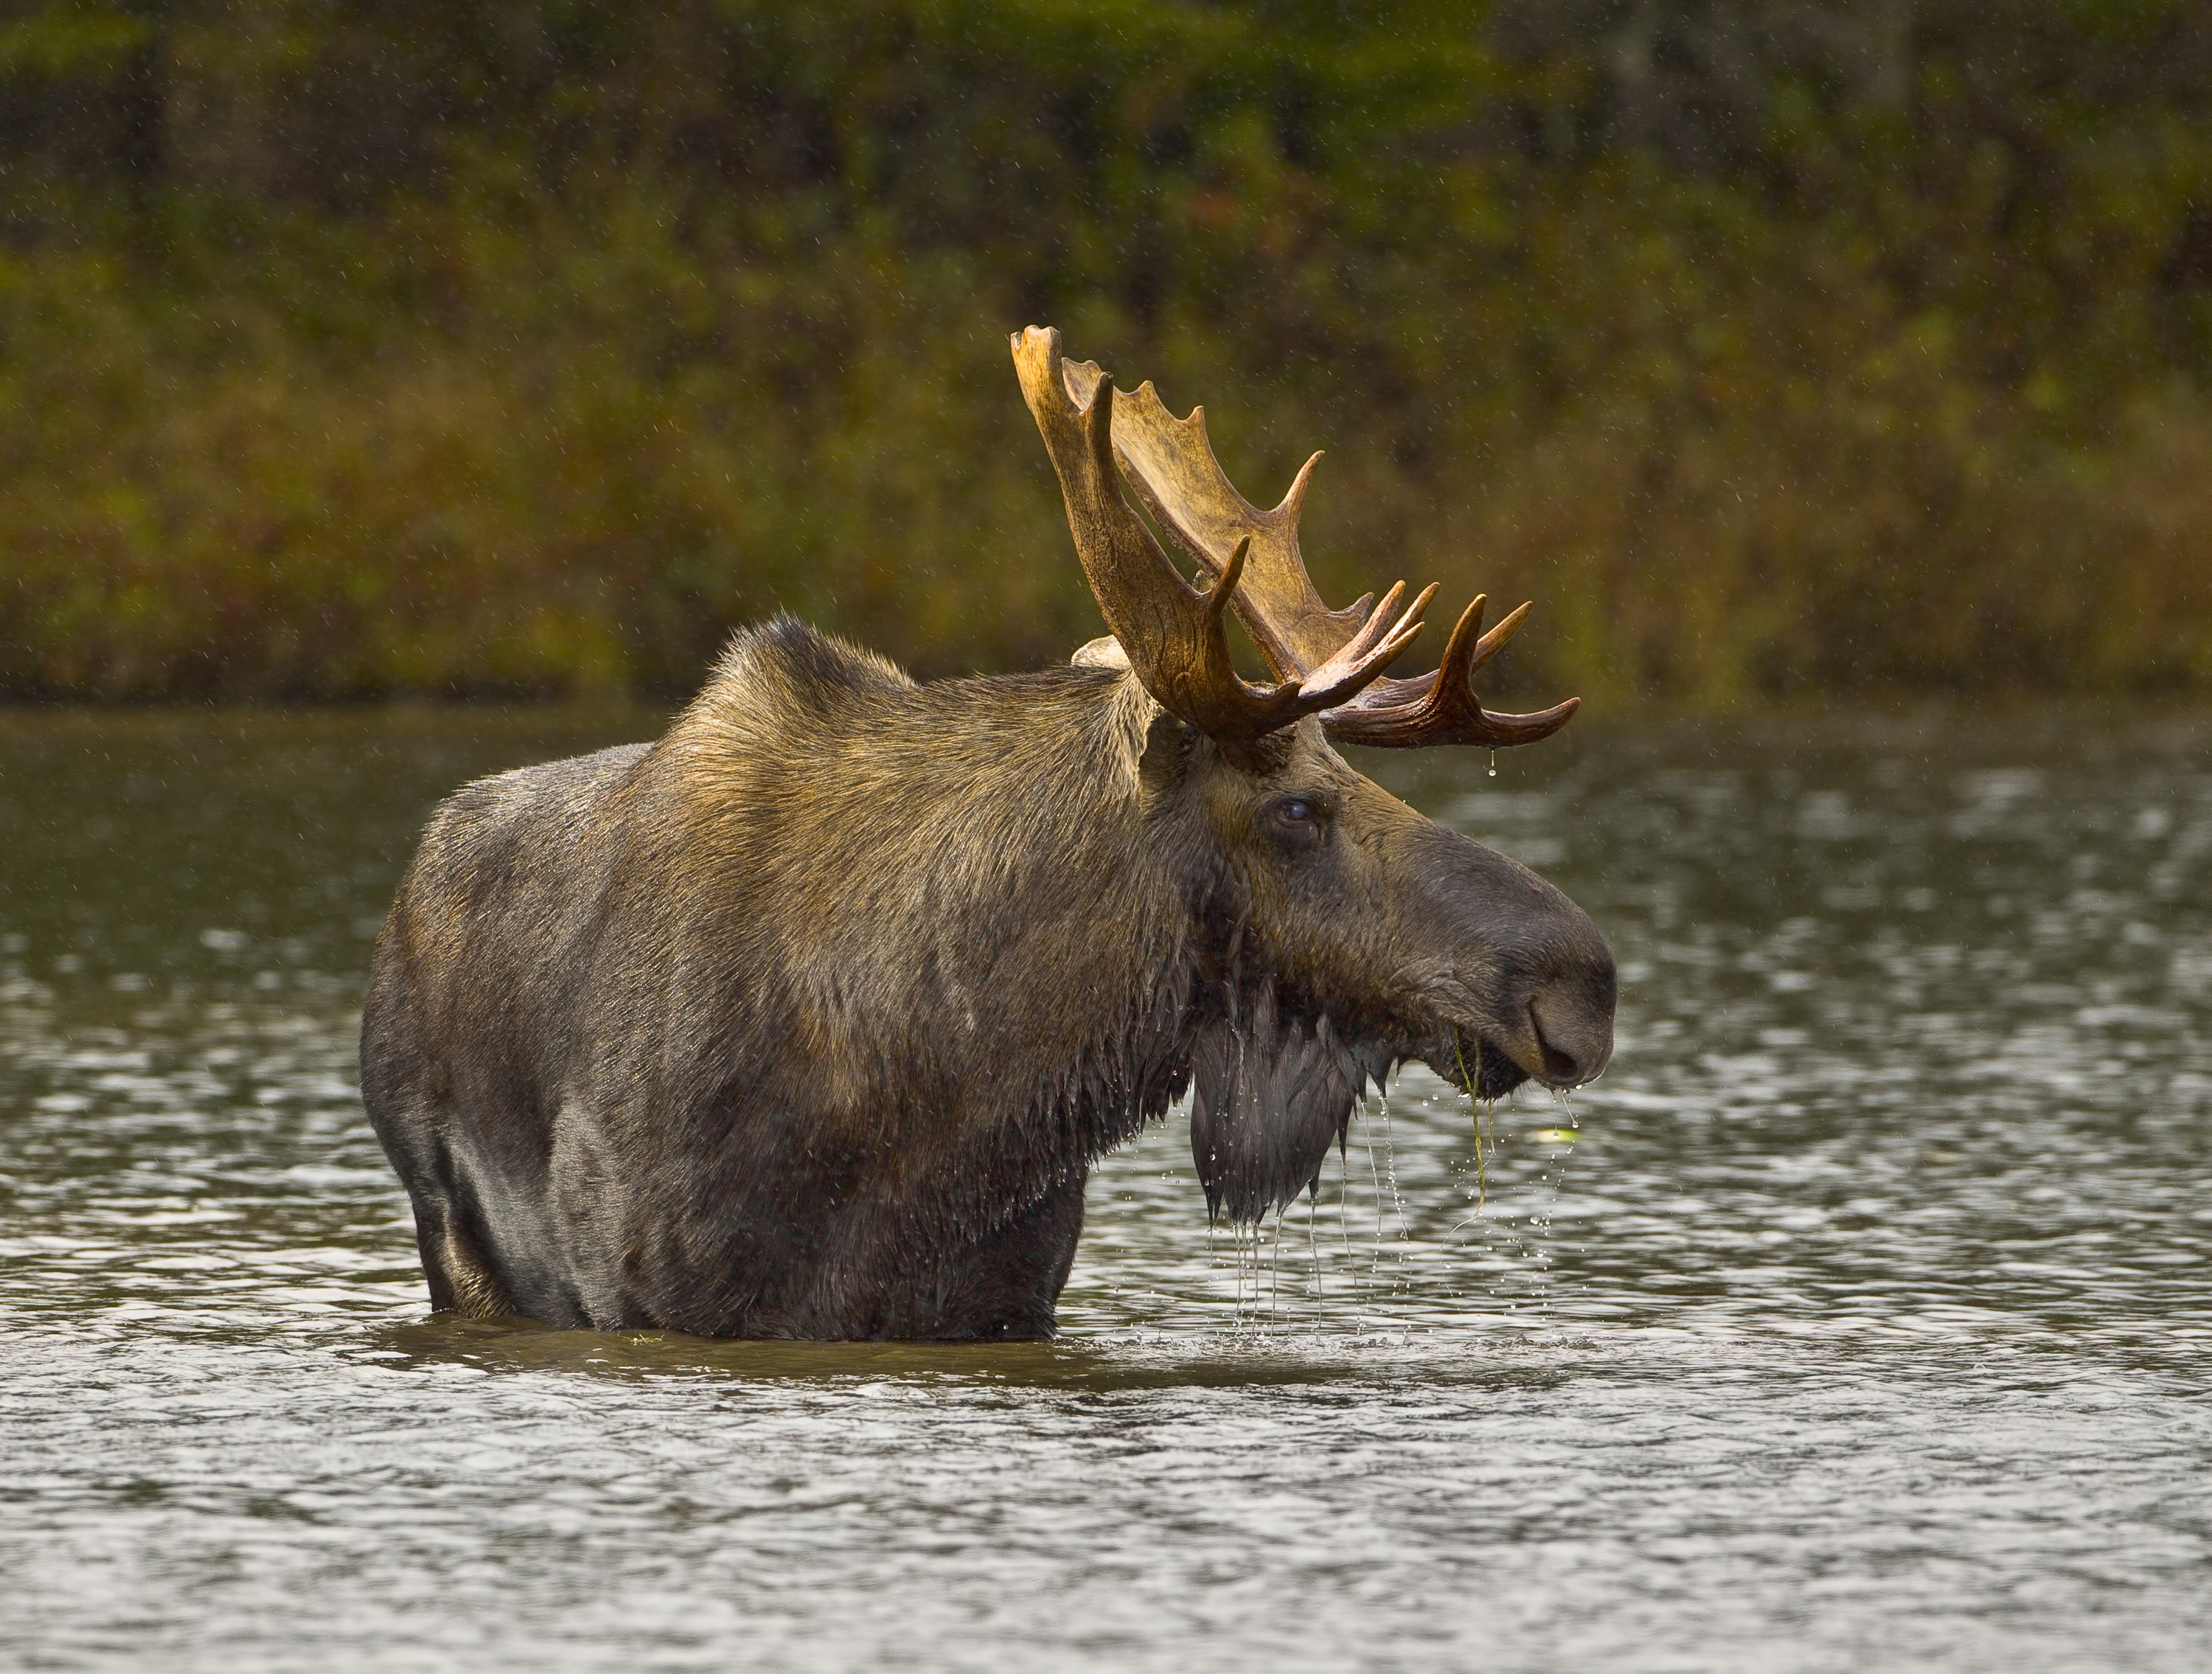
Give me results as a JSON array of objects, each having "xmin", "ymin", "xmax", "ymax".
[{"xmin": 360, "ymin": 327, "xmax": 1615, "ymax": 1340}]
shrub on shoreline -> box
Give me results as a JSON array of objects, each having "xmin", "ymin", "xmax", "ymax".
[{"xmin": 3, "ymin": 1, "xmax": 2208, "ymax": 702}]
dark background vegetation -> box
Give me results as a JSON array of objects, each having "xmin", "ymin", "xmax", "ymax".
[{"xmin": 2, "ymin": 0, "xmax": 2209, "ymax": 704}]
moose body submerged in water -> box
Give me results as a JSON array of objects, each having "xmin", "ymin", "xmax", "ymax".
[{"xmin": 361, "ymin": 328, "xmax": 1615, "ymax": 1340}]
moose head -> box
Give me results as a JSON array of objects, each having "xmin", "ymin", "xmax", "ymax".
[{"xmin": 1012, "ymin": 327, "xmax": 1614, "ymax": 1223}]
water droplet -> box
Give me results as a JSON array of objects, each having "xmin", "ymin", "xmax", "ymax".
[{"xmin": 1487, "ymin": 749, "xmax": 1498, "ymax": 778}]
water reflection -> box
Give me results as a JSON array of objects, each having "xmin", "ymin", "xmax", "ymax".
[
  {"xmin": 360, "ymin": 1316, "xmax": 1541, "ymax": 1393},
  {"xmin": 2, "ymin": 706, "xmax": 2208, "ymax": 1670}
]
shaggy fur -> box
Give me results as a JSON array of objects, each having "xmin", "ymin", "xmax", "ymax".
[{"xmin": 361, "ymin": 617, "xmax": 1613, "ymax": 1339}]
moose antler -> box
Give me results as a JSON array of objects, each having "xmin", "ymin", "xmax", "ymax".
[
  {"xmin": 1053, "ymin": 356, "xmax": 1384, "ymax": 681},
  {"xmin": 1043, "ymin": 338, "xmax": 1580, "ymax": 751},
  {"xmin": 1012, "ymin": 326, "xmax": 1425, "ymax": 741},
  {"xmin": 1321, "ymin": 594, "xmax": 1579, "ymax": 748}
]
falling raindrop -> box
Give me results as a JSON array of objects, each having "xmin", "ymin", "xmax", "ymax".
[{"xmin": 1487, "ymin": 749, "xmax": 1498, "ymax": 778}]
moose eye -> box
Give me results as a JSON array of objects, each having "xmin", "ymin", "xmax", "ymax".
[{"xmin": 1269, "ymin": 796, "xmax": 1325, "ymax": 841}]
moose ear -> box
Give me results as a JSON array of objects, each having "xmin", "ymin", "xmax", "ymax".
[
  {"xmin": 1071, "ymin": 636, "xmax": 1130, "ymax": 670},
  {"xmin": 1189, "ymin": 984, "xmax": 1388, "ymax": 1224}
]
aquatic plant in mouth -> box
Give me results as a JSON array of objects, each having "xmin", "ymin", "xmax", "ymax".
[{"xmin": 1454, "ymin": 1027, "xmax": 1499, "ymax": 1215}]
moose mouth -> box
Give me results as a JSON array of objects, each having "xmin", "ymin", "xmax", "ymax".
[
  {"xmin": 1408, "ymin": 957, "xmax": 1615, "ymax": 1098},
  {"xmin": 1414, "ymin": 995, "xmax": 1612, "ymax": 1098},
  {"xmin": 1418, "ymin": 1029, "xmax": 1539, "ymax": 1101}
]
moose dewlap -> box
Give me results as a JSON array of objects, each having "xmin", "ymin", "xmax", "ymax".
[{"xmin": 358, "ymin": 326, "xmax": 1616, "ymax": 1341}]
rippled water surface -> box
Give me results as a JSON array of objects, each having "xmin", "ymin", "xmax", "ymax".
[{"xmin": 3, "ymin": 706, "xmax": 2208, "ymax": 1672}]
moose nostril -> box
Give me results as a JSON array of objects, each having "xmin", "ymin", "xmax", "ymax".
[
  {"xmin": 1537, "ymin": 1034, "xmax": 1582, "ymax": 1083},
  {"xmin": 1529, "ymin": 990, "xmax": 1613, "ymax": 1087}
]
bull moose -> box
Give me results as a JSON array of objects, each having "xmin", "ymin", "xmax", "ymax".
[{"xmin": 360, "ymin": 327, "xmax": 1615, "ymax": 1341}]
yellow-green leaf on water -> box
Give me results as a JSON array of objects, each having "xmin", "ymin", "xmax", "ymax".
[{"xmin": 1527, "ymin": 1128, "xmax": 1581, "ymax": 1144}]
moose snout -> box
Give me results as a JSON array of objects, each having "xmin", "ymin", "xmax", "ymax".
[
  {"xmin": 1523, "ymin": 919, "xmax": 1617, "ymax": 1087},
  {"xmin": 1397, "ymin": 823, "xmax": 1616, "ymax": 1092}
]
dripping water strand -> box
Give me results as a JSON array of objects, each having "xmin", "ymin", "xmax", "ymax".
[
  {"xmin": 1268, "ymin": 1205, "xmax": 1284, "ymax": 1333},
  {"xmin": 1336, "ymin": 1133, "xmax": 1357, "ymax": 1321},
  {"xmin": 1212, "ymin": 1212, "xmax": 1230, "ymax": 1327},
  {"xmin": 1362, "ymin": 1100, "xmax": 1386, "ymax": 1282},
  {"xmin": 1242, "ymin": 1219, "xmax": 1256, "ymax": 1332},
  {"xmin": 1527, "ymin": 1088, "xmax": 1583, "ymax": 1320},
  {"xmin": 1221, "ymin": 1212, "xmax": 1239, "ymax": 1327},
  {"xmin": 1226, "ymin": 1215, "xmax": 1241, "ymax": 1333},
  {"xmin": 1306, "ymin": 1183, "xmax": 1322, "ymax": 1328},
  {"xmin": 1239, "ymin": 1212, "xmax": 1256, "ymax": 1327},
  {"xmin": 1377, "ymin": 1091, "xmax": 1408, "ymax": 1259},
  {"xmin": 1241, "ymin": 1219, "xmax": 1256, "ymax": 1331}
]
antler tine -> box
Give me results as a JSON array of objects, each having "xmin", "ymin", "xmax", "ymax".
[
  {"xmin": 1300, "ymin": 580, "xmax": 1436, "ymax": 708},
  {"xmin": 1322, "ymin": 592, "xmax": 1582, "ymax": 749},
  {"xmin": 1012, "ymin": 326, "xmax": 1420, "ymax": 742}
]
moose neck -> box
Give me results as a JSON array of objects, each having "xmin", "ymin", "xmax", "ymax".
[{"xmin": 659, "ymin": 637, "xmax": 1215, "ymax": 1204}]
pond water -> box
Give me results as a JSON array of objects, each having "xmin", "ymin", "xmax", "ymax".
[{"xmin": 1, "ymin": 705, "xmax": 2207, "ymax": 1672}]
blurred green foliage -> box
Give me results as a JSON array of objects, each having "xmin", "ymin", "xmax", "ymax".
[{"xmin": 2, "ymin": 0, "xmax": 2210, "ymax": 701}]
